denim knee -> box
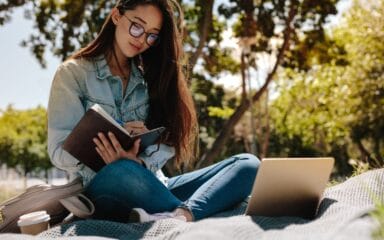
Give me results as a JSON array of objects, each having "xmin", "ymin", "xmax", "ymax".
[
  {"xmin": 86, "ymin": 159, "xmax": 149, "ymax": 196},
  {"xmin": 100, "ymin": 159, "xmax": 145, "ymax": 179},
  {"xmin": 233, "ymin": 153, "xmax": 260, "ymax": 177}
]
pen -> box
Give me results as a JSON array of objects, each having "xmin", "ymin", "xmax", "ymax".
[{"xmin": 114, "ymin": 119, "xmax": 124, "ymax": 127}]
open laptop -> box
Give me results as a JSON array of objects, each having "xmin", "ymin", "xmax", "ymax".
[{"xmin": 245, "ymin": 157, "xmax": 334, "ymax": 219}]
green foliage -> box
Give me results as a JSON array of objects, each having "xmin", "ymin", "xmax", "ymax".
[
  {"xmin": 372, "ymin": 201, "xmax": 384, "ymax": 240},
  {"xmin": 0, "ymin": 0, "xmax": 353, "ymax": 167},
  {"xmin": 219, "ymin": 0, "xmax": 340, "ymax": 57},
  {"xmin": 207, "ymin": 106, "xmax": 234, "ymax": 119},
  {"xmin": 348, "ymin": 159, "xmax": 371, "ymax": 177},
  {"xmin": 0, "ymin": 106, "xmax": 51, "ymax": 177},
  {"xmin": 272, "ymin": 66, "xmax": 350, "ymax": 148},
  {"xmin": 203, "ymin": 47, "xmax": 240, "ymax": 77},
  {"xmin": 334, "ymin": 1, "xmax": 384, "ymax": 166},
  {"xmin": 283, "ymin": 30, "xmax": 349, "ymax": 70},
  {"xmin": 1, "ymin": 0, "xmax": 114, "ymax": 67},
  {"xmin": 191, "ymin": 74, "xmax": 225, "ymax": 152},
  {"xmin": 0, "ymin": 0, "xmax": 28, "ymax": 25},
  {"xmin": 270, "ymin": 0, "xmax": 384, "ymax": 174}
]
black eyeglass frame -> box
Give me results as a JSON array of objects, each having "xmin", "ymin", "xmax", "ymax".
[{"xmin": 122, "ymin": 15, "xmax": 160, "ymax": 47}]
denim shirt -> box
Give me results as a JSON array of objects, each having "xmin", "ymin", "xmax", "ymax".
[{"xmin": 47, "ymin": 56, "xmax": 174, "ymax": 187}]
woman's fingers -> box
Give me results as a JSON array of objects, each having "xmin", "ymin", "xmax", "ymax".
[
  {"xmin": 107, "ymin": 132, "xmax": 123, "ymax": 153},
  {"xmin": 124, "ymin": 121, "xmax": 145, "ymax": 128},
  {"xmin": 95, "ymin": 147, "xmax": 108, "ymax": 163},
  {"xmin": 97, "ymin": 132, "xmax": 114, "ymax": 151},
  {"xmin": 121, "ymin": 138, "xmax": 140, "ymax": 157},
  {"xmin": 120, "ymin": 139, "xmax": 142, "ymax": 164},
  {"xmin": 132, "ymin": 138, "xmax": 141, "ymax": 155},
  {"xmin": 93, "ymin": 132, "xmax": 143, "ymax": 165},
  {"xmin": 93, "ymin": 136, "xmax": 112, "ymax": 163},
  {"xmin": 124, "ymin": 121, "xmax": 148, "ymax": 135},
  {"xmin": 95, "ymin": 132, "xmax": 116, "ymax": 161}
]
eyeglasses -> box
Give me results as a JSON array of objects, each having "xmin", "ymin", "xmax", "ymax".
[{"xmin": 122, "ymin": 15, "xmax": 160, "ymax": 47}]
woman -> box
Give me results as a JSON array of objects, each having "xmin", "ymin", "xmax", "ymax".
[{"xmin": 48, "ymin": 0, "xmax": 260, "ymax": 223}]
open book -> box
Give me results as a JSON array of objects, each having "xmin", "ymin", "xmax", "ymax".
[{"xmin": 62, "ymin": 104, "xmax": 165, "ymax": 172}]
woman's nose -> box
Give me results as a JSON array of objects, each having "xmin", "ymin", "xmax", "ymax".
[{"xmin": 138, "ymin": 34, "xmax": 146, "ymax": 45}]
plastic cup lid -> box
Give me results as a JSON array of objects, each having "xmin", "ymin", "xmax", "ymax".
[{"xmin": 17, "ymin": 211, "xmax": 51, "ymax": 227}]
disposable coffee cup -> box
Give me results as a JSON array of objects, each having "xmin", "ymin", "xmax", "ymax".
[{"xmin": 17, "ymin": 211, "xmax": 50, "ymax": 235}]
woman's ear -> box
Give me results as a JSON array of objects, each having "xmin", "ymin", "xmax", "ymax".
[{"xmin": 111, "ymin": 8, "xmax": 122, "ymax": 25}]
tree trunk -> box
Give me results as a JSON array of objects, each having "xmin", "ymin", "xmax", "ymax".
[
  {"xmin": 197, "ymin": 6, "xmax": 297, "ymax": 168},
  {"xmin": 373, "ymin": 137, "xmax": 383, "ymax": 165},
  {"xmin": 23, "ymin": 171, "xmax": 28, "ymax": 190},
  {"xmin": 188, "ymin": 0, "xmax": 214, "ymax": 72},
  {"xmin": 241, "ymin": 52, "xmax": 247, "ymax": 102},
  {"xmin": 260, "ymin": 89, "xmax": 270, "ymax": 158},
  {"xmin": 45, "ymin": 169, "xmax": 49, "ymax": 184}
]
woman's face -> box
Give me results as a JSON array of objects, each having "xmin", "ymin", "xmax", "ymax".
[{"xmin": 112, "ymin": 4, "xmax": 163, "ymax": 58}]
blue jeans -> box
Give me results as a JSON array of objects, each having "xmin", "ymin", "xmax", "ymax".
[{"xmin": 84, "ymin": 153, "xmax": 260, "ymax": 222}]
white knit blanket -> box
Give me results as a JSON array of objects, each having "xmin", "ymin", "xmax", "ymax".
[{"xmin": 2, "ymin": 168, "xmax": 383, "ymax": 240}]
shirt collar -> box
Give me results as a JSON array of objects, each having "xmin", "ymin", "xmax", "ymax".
[{"xmin": 94, "ymin": 55, "xmax": 145, "ymax": 84}]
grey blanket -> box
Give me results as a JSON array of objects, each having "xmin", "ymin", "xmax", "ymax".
[{"xmin": 2, "ymin": 169, "xmax": 383, "ymax": 239}]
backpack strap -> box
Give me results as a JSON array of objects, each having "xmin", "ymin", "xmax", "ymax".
[{"xmin": 59, "ymin": 194, "xmax": 95, "ymax": 219}]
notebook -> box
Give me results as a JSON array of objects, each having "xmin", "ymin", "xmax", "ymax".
[{"xmin": 245, "ymin": 157, "xmax": 334, "ymax": 219}]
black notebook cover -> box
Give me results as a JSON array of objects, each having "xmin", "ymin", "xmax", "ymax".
[{"xmin": 62, "ymin": 105, "xmax": 165, "ymax": 172}]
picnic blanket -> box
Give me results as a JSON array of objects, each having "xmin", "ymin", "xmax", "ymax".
[{"xmin": 1, "ymin": 168, "xmax": 383, "ymax": 240}]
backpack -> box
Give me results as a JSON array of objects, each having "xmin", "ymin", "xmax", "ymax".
[{"xmin": 0, "ymin": 178, "xmax": 94, "ymax": 233}]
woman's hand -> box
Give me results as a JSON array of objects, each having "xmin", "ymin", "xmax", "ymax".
[
  {"xmin": 124, "ymin": 121, "xmax": 149, "ymax": 135},
  {"xmin": 93, "ymin": 131, "xmax": 144, "ymax": 165}
]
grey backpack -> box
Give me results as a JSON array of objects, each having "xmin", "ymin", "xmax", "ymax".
[{"xmin": 0, "ymin": 178, "xmax": 94, "ymax": 233}]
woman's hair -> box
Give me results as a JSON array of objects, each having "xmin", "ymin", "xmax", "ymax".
[{"xmin": 70, "ymin": 0, "xmax": 198, "ymax": 168}]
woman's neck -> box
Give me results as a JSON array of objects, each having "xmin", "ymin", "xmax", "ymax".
[{"xmin": 106, "ymin": 47, "xmax": 131, "ymax": 77}]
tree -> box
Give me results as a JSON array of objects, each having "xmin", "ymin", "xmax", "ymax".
[
  {"xmin": 271, "ymin": 66, "xmax": 354, "ymax": 174},
  {"xmin": 0, "ymin": 0, "xmax": 217, "ymax": 71},
  {"xmin": 0, "ymin": 106, "xmax": 51, "ymax": 187},
  {"xmin": 270, "ymin": 0, "xmax": 384, "ymax": 173},
  {"xmin": 199, "ymin": 0, "xmax": 340, "ymax": 166},
  {"xmin": 334, "ymin": 0, "xmax": 384, "ymax": 166},
  {"xmin": 0, "ymin": 0, "xmax": 340, "ymax": 170}
]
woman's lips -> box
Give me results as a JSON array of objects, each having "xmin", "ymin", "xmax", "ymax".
[{"xmin": 129, "ymin": 43, "xmax": 141, "ymax": 51}]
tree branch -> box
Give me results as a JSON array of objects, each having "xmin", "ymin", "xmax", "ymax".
[
  {"xmin": 196, "ymin": 5, "xmax": 297, "ymax": 167},
  {"xmin": 189, "ymin": 0, "xmax": 214, "ymax": 71}
]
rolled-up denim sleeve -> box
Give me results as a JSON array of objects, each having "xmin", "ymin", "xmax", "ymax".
[
  {"xmin": 138, "ymin": 144, "xmax": 175, "ymax": 173},
  {"xmin": 47, "ymin": 62, "xmax": 87, "ymax": 175}
]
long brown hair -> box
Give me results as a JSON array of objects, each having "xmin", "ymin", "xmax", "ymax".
[{"xmin": 70, "ymin": 0, "xmax": 197, "ymax": 168}]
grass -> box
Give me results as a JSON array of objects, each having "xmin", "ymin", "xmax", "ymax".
[
  {"xmin": 327, "ymin": 159, "xmax": 370, "ymax": 187},
  {"xmin": 371, "ymin": 201, "xmax": 384, "ymax": 240}
]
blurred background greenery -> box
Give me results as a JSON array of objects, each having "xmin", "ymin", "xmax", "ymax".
[{"xmin": 0, "ymin": 0, "xmax": 382, "ymax": 178}]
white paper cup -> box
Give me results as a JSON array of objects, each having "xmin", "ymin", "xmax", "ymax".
[{"xmin": 17, "ymin": 211, "xmax": 50, "ymax": 235}]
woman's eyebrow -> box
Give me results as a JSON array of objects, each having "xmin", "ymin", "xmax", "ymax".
[
  {"xmin": 134, "ymin": 16, "xmax": 161, "ymax": 31},
  {"xmin": 134, "ymin": 16, "xmax": 147, "ymax": 24}
]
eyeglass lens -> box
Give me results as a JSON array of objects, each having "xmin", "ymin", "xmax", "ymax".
[{"xmin": 129, "ymin": 20, "xmax": 159, "ymax": 46}]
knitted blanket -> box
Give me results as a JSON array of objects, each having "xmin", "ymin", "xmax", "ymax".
[{"xmin": 2, "ymin": 169, "xmax": 383, "ymax": 240}]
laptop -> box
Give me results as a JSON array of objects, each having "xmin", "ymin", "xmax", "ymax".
[{"xmin": 245, "ymin": 157, "xmax": 334, "ymax": 219}]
